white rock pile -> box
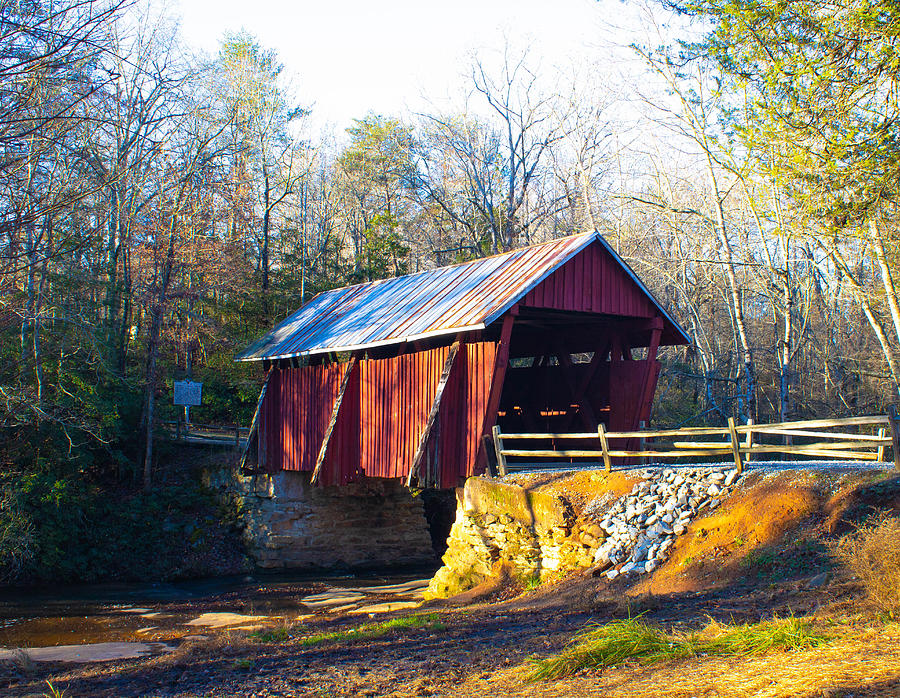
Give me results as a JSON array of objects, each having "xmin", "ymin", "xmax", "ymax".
[{"xmin": 593, "ymin": 466, "xmax": 741, "ymax": 579}]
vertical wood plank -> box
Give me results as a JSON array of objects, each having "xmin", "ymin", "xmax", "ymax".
[
  {"xmin": 311, "ymin": 357, "xmax": 358, "ymax": 485},
  {"xmin": 888, "ymin": 405, "xmax": 900, "ymax": 472},
  {"xmin": 407, "ymin": 342, "xmax": 461, "ymax": 487},
  {"xmin": 492, "ymin": 424, "xmax": 508, "ymax": 476},
  {"xmin": 727, "ymin": 416, "xmax": 744, "ymax": 473},
  {"xmin": 598, "ymin": 422, "xmax": 612, "ymax": 473},
  {"xmin": 639, "ymin": 420, "xmax": 647, "ymax": 467},
  {"xmin": 744, "ymin": 418, "xmax": 754, "ymax": 464},
  {"xmin": 476, "ymin": 310, "xmax": 517, "ymax": 472}
]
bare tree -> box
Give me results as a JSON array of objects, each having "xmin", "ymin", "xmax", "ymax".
[{"xmin": 470, "ymin": 45, "xmax": 567, "ymax": 251}]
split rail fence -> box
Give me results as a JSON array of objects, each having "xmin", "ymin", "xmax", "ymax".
[
  {"xmin": 163, "ymin": 421, "xmax": 250, "ymax": 448},
  {"xmin": 490, "ymin": 409, "xmax": 900, "ymax": 477}
]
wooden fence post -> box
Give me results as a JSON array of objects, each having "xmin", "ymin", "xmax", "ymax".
[
  {"xmin": 888, "ymin": 405, "xmax": 900, "ymax": 472},
  {"xmin": 744, "ymin": 418, "xmax": 754, "ymax": 464},
  {"xmin": 492, "ymin": 425, "xmax": 508, "ymax": 476},
  {"xmin": 727, "ymin": 417, "xmax": 743, "ymax": 473},
  {"xmin": 482, "ymin": 434, "xmax": 498, "ymax": 477},
  {"xmin": 639, "ymin": 420, "xmax": 647, "ymax": 467},
  {"xmin": 877, "ymin": 427, "xmax": 887, "ymax": 462},
  {"xmin": 598, "ymin": 423, "xmax": 612, "ymax": 473}
]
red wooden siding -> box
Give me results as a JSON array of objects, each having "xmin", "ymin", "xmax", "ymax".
[
  {"xmin": 259, "ymin": 341, "xmax": 497, "ymax": 486},
  {"xmin": 358, "ymin": 346, "xmax": 449, "ymax": 479},
  {"xmin": 258, "ymin": 362, "xmax": 352, "ymax": 474},
  {"xmin": 520, "ymin": 241, "xmax": 657, "ymax": 317},
  {"xmin": 254, "ymin": 237, "xmax": 678, "ymax": 486},
  {"xmin": 431, "ymin": 341, "xmax": 497, "ymax": 488}
]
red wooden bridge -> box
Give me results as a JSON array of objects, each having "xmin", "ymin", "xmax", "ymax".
[{"xmin": 237, "ymin": 232, "xmax": 691, "ymax": 488}]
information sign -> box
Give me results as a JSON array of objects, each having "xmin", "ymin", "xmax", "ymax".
[{"xmin": 173, "ymin": 380, "xmax": 203, "ymax": 406}]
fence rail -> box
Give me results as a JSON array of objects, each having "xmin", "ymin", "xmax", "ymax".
[
  {"xmin": 490, "ymin": 411, "xmax": 900, "ymax": 476},
  {"xmin": 163, "ymin": 421, "xmax": 250, "ymax": 447}
]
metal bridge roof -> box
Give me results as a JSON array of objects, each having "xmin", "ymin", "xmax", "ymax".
[{"xmin": 237, "ymin": 232, "xmax": 690, "ymax": 361}]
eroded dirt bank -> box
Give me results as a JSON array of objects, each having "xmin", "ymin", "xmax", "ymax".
[{"xmin": 3, "ymin": 465, "xmax": 900, "ymax": 698}]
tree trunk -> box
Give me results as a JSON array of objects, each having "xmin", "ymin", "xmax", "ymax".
[
  {"xmin": 830, "ymin": 242, "xmax": 900, "ymax": 399},
  {"xmin": 870, "ymin": 218, "xmax": 900, "ymax": 351},
  {"xmin": 143, "ymin": 218, "xmax": 178, "ymax": 492},
  {"xmin": 262, "ymin": 166, "xmax": 270, "ymax": 302},
  {"xmin": 20, "ymin": 218, "xmax": 35, "ymax": 383},
  {"xmin": 704, "ymin": 152, "xmax": 756, "ymax": 421}
]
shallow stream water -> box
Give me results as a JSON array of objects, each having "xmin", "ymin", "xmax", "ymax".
[{"xmin": 0, "ymin": 568, "xmax": 436, "ymax": 650}]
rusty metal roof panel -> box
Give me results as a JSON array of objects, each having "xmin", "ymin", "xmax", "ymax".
[{"xmin": 237, "ymin": 232, "xmax": 684, "ymax": 361}]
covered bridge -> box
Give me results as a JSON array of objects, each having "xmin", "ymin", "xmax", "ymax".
[{"xmin": 237, "ymin": 232, "xmax": 690, "ymax": 488}]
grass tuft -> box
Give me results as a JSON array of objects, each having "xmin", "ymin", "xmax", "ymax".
[
  {"xmin": 11, "ymin": 648, "xmax": 36, "ymax": 674},
  {"xmin": 250, "ymin": 625, "xmax": 290, "ymax": 643},
  {"xmin": 298, "ymin": 613, "xmax": 444, "ymax": 647},
  {"xmin": 700, "ymin": 616, "xmax": 827, "ymax": 656},
  {"xmin": 527, "ymin": 615, "xmax": 828, "ymax": 682},
  {"xmin": 42, "ymin": 680, "xmax": 67, "ymax": 698},
  {"xmin": 527, "ymin": 618, "xmax": 685, "ymax": 681}
]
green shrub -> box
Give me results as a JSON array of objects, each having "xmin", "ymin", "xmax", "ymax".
[
  {"xmin": 250, "ymin": 626, "xmax": 290, "ymax": 643},
  {"xmin": 298, "ymin": 613, "xmax": 444, "ymax": 647},
  {"xmin": 8, "ymin": 471, "xmax": 234, "ymax": 583}
]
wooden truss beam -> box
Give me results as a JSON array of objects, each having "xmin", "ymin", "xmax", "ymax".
[
  {"xmin": 239, "ymin": 367, "xmax": 273, "ymax": 473},
  {"xmin": 559, "ymin": 341, "xmax": 608, "ymax": 431},
  {"xmin": 311, "ymin": 355, "xmax": 359, "ymax": 485},
  {"xmin": 406, "ymin": 341, "xmax": 461, "ymax": 487},
  {"xmin": 634, "ymin": 317, "xmax": 663, "ymax": 426},
  {"xmin": 477, "ymin": 308, "xmax": 517, "ymax": 473},
  {"xmin": 553, "ymin": 338, "xmax": 599, "ymax": 431}
]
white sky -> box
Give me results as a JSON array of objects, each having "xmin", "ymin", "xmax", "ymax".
[{"xmin": 171, "ymin": 0, "xmax": 658, "ymax": 136}]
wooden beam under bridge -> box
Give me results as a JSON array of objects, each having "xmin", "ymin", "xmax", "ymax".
[
  {"xmin": 311, "ymin": 355, "xmax": 359, "ymax": 485},
  {"xmin": 406, "ymin": 341, "xmax": 462, "ymax": 488},
  {"xmin": 476, "ymin": 307, "xmax": 517, "ymax": 474}
]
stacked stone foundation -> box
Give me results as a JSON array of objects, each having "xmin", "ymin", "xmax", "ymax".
[{"xmin": 205, "ymin": 469, "xmax": 437, "ymax": 570}]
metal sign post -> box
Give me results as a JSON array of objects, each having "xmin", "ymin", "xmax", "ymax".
[{"xmin": 174, "ymin": 380, "xmax": 202, "ymax": 426}]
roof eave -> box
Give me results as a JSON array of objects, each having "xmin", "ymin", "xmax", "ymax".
[
  {"xmin": 480, "ymin": 231, "xmax": 599, "ymax": 328},
  {"xmin": 235, "ymin": 322, "xmax": 487, "ymax": 363}
]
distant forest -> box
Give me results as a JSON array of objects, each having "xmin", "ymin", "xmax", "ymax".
[{"xmin": 2, "ymin": 0, "xmax": 900, "ymax": 513}]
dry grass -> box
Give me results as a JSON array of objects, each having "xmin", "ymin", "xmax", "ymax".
[
  {"xmin": 505, "ymin": 471, "xmax": 639, "ymax": 515},
  {"xmin": 158, "ymin": 631, "xmax": 249, "ymax": 668},
  {"xmin": 833, "ymin": 513, "xmax": 900, "ymax": 615}
]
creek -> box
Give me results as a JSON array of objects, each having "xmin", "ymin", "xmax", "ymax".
[{"xmin": 0, "ymin": 567, "xmax": 436, "ymax": 651}]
